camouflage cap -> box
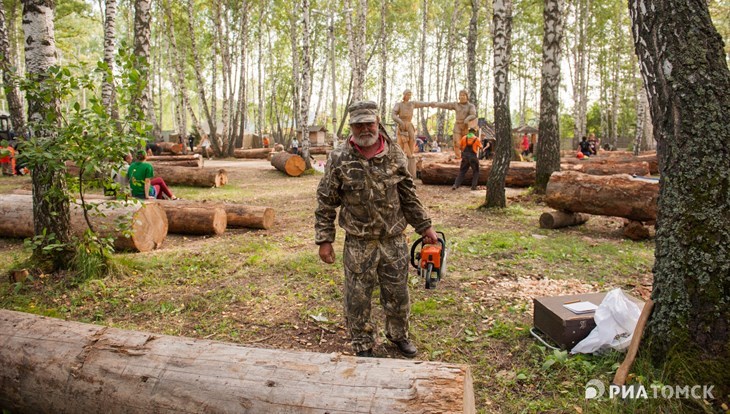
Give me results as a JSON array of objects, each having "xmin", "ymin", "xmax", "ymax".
[{"xmin": 348, "ymin": 100, "xmax": 379, "ymax": 124}]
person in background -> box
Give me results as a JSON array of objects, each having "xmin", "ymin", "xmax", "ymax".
[
  {"xmin": 128, "ymin": 150, "xmax": 179, "ymax": 200},
  {"xmin": 521, "ymin": 134, "xmax": 530, "ymax": 157},
  {"xmin": 188, "ymin": 134, "xmax": 195, "ymax": 153},
  {"xmin": 291, "ymin": 136, "xmax": 300, "ymax": 155},
  {"xmin": 452, "ymin": 128, "xmax": 482, "ymax": 190},
  {"xmin": 0, "ymin": 141, "xmax": 16, "ymax": 176},
  {"xmin": 263, "ymin": 136, "xmax": 270, "ymax": 148},
  {"xmin": 579, "ymin": 136, "xmax": 592, "ymax": 157},
  {"xmin": 415, "ymin": 136, "xmax": 425, "ymax": 153},
  {"xmin": 315, "ymin": 100, "xmax": 438, "ymax": 359}
]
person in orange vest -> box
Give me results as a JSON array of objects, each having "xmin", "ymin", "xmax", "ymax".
[
  {"xmin": 263, "ymin": 136, "xmax": 270, "ymax": 148},
  {"xmin": 0, "ymin": 143, "xmax": 16, "ymax": 176},
  {"xmin": 452, "ymin": 128, "xmax": 482, "ymax": 190}
]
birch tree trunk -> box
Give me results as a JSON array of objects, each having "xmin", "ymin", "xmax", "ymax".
[
  {"xmin": 132, "ymin": 0, "xmax": 151, "ymax": 125},
  {"xmin": 467, "ymin": 0, "xmax": 478, "ymax": 111},
  {"xmin": 186, "ymin": 0, "xmax": 217, "ymax": 155},
  {"xmin": 256, "ymin": 3, "xmax": 264, "ymax": 148},
  {"xmin": 100, "ymin": 0, "xmax": 117, "ymax": 118},
  {"xmin": 632, "ymin": 80, "xmax": 646, "ymax": 156},
  {"xmin": 571, "ymin": 0, "xmax": 588, "ymax": 145},
  {"xmin": 23, "ymin": 0, "xmax": 72, "ymax": 270},
  {"xmin": 289, "ymin": 4, "xmax": 300, "ymax": 140},
  {"xmin": 0, "ymin": 2, "xmax": 25, "ymax": 136},
  {"xmin": 234, "ymin": 0, "xmax": 249, "ymax": 153},
  {"xmin": 485, "ymin": 0, "xmax": 513, "ymax": 208},
  {"xmin": 299, "ymin": 0, "xmax": 312, "ymax": 169},
  {"xmin": 345, "ymin": 0, "xmax": 367, "ymax": 102},
  {"xmin": 437, "ymin": 1, "xmax": 459, "ymax": 141},
  {"xmin": 418, "ymin": 0, "xmax": 429, "ymax": 139},
  {"xmin": 378, "ymin": 0, "xmax": 388, "ymax": 121},
  {"xmin": 629, "ymin": 0, "xmax": 730, "ymax": 395},
  {"xmin": 610, "ymin": 49, "xmax": 619, "ymax": 148},
  {"xmin": 534, "ymin": 0, "xmax": 564, "ymax": 193}
]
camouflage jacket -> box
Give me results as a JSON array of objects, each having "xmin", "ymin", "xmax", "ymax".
[{"xmin": 315, "ymin": 130, "xmax": 432, "ymax": 244}]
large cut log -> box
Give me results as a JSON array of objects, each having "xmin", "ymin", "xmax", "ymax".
[
  {"xmin": 539, "ymin": 211, "xmax": 589, "ymax": 229},
  {"xmin": 0, "ymin": 195, "xmax": 167, "ymax": 252},
  {"xmin": 157, "ymin": 141, "xmax": 184, "ymax": 155},
  {"xmin": 154, "ymin": 200, "xmax": 275, "ymax": 233},
  {"xmin": 560, "ymin": 154, "xmax": 658, "ymax": 174},
  {"xmin": 148, "ymin": 154, "xmax": 203, "ymax": 168},
  {"xmin": 565, "ymin": 161, "xmax": 650, "ymax": 176},
  {"xmin": 152, "ymin": 165, "xmax": 227, "ymax": 187},
  {"xmin": 545, "ymin": 171, "xmax": 659, "ymax": 221},
  {"xmin": 419, "ymin": 161, "xmax": 536, "ymax": 187},
  {"xmin": 152, "ymin": 200, "xmax": 275, "ymax": 230},
  {"xmin": 233, "ymin": 147, "xmax": 273, "ymax": 159},
  {"xmin": 0, "ymin": 310, "xmax": 476, "ymax": 414},
  {"xmin": 271, "ymin": 152, "xmax": 306, "ymax": 177},
  {"xmin": 155, "ymin": 204, "xmax": 227, "ymax": 235},
  {"xmin": 308, "ymin": 146, "xmax": 331, "ymax": 155}
]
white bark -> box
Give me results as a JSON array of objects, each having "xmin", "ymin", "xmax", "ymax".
[
  {"xmin": 300, "ymin": 0, "xmax": 312, "ymax": 169},
  {"xmin": 101, "ymin": 0, "xmax": 117, "ymax": 118}
]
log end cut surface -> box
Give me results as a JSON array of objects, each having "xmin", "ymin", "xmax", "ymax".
[
  {"xmin": 124, "ymin": 203, "xmax": 169, "ymax": 252},
  {"xmin": 271, "ymin": 152, "xmax": 306, "ymax": 177}
]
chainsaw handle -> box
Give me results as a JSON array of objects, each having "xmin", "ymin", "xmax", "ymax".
[{"xmin": 410, "ymin": 231, "xmax": 446, "ymax": 269}]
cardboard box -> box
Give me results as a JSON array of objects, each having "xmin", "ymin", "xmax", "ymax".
[{"xmin": 533, "ymin": 291, "xmax": 644, "ymax": 350}]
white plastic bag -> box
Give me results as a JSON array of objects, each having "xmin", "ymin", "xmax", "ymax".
[{"xmin": 571, "ymin": 288, "xmax": 641, "ymax": 354}]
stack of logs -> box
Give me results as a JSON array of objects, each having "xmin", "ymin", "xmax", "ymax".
[
  {"xmin": 0, "ymin": 194, "xmax": 276, "ymax": 250},
  {"xmin": 418, "ymin": 152, "xmax": 656, "ymax": 187},
  {"xmin": 541, "ymin": 171, "xmax": 659, "ymax": 240}
]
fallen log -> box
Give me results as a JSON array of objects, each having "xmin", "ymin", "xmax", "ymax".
[
  {"xmin": 147, "ymin": 154, "xmax": 201, "ymax": 162},
  {"xmin": 271, "ymin": 152, "xmax": 306, "ymax": 177},
  {"xmin": 155, "ymin": 204, "xmax": 227, "ymax": 235},
  {"xmin": 560, "ymin": 154, "xmax": 658, "ymax": 174},
  {"xmin": 0, "ymin": 195, "xmax": 167, "ymax": 252},
  {"xmin": 233, "ymin": 147, "xmax": 273, "ymax": 159},
  {"xmin": 565, "ymin": 161, "xmax": 650, "ymax": 176},
  {"xmin": 0, "ymin": 310, "xmax": 476, "ymax": 414},
  {"xmin": 308, "ymin": 146, "xmax": 331, "ymax": 155},
  {"xmin": 539, "ymin": 211, "xmax": 589, "ymax": 229},
  {"xmin": 150, "ymin": 159, "xmax": 202, "ymax": 168},
  {"xmin": 419, "ymin": 161, "xmax": 536, "ymax": 187},
  {"xmin": 157, "ymin": 142, "xmax": 184, "ymax": 155},
  {"xmin": 152, "ymin": 165, "xmax": 227, "ymax": 187},
  {"xmin": 152, "ymin": 200, "xmax": 275, "ymax": 230},
  {"xmin": 545, "ymin": 171, "xmax": 659, "ymax": 221}
]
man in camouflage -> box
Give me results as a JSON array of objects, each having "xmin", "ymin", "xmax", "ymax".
[{"xmin": 315, "ymin": 100, "xmax": 438, "ymax": 358}]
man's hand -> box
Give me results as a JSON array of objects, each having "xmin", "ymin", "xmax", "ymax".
[
  {"xmin": 319, "ymin": 242, "xmax": 336, "ymax": 264},
  {"xmin": 421, "ymin": 227, "xmax": 439, "ymax": 245}
]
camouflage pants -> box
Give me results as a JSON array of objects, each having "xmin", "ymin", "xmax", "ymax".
[{"xmin": 343, "ymin": 234, "xmax": 410, "ymax": 353}]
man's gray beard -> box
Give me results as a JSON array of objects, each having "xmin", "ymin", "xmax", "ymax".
[{"xmin": 353, "ymin": 133, "xmax": 378, "ymax": 147}]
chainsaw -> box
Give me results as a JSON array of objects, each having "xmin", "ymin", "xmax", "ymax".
[{"xmin": 409, "ymin": 231, "xmax": 447, "ymax": 289}]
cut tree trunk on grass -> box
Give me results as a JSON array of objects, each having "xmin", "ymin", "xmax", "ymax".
[
  {"xmin": 233, "ymin": 147, "xmax": 273, "ymax": 159},
  {"xmin": 545, "ymin": 171, "xmax": 659, "ymax": 221},
  {"xmin": 147, "ymin": 154, "xmax": 201, "ymax": 162},
  {"xmin": 539, "ymin": 211, "xmax": 589, "ymax": 229},
  {"xmin": 150, "ymin": 160, "xmax": 202, "ymax": 168},
  {"xmin": 0, "ymin": 195, "xmax": 167, "ymax": 252},
  {"xmin": 419, "ymin": 161, "xmax": 536, "ymax": 187},
  {"xmin": 157, "ymin": 204, "xmax": 227, "ymax": 235},
  {"xmin": 308, "ymin": 146, "xmax": 331, "ymax": 155},
  {"xmin": 561, "ymin": 155, "xmax": 658, "ymax": 175},
  {"xmin": 0, "ymin": 310, "xmax": 476, "ymax": 414},
  {"xmin": 157, "ymin": 142, "xmax": 184, "ymax": 154},
  {"xmin": 152, "ymin": 165, "xmax": 227, "ymax": 187},
  {"xmin": 565, "ymin": 161, "xmax": 650, "ymax": 176},
  {"xmin": 271, "ymin": 152, "xmax": 306, "ymax": 177},
  {"xmin": 152, "ymin": 200, "xmax": 275, "ymax": 230}
]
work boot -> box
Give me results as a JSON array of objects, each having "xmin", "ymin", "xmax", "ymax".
[
  {"xmin": 390, "ymin": 339, "xmax": 417, "ymax": 358},
  {"xmin": 356, "ymin": 349, "xmax": 374, "ymax": 358}
]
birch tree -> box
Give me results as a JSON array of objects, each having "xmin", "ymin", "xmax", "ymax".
[
  {"xmin": 629, "ymin": 0, "xmax": 730, "ymax": 394},
  {"xmin": 186, "ymin": 0, "xmax": 217, "ymax": 154},
  {"xmin": 23, "ymin": 0, "xmax": 71, "ymax": 270},
  {"xmin": 484, "ymin": 0, "xmax": 512, "ymax": 208},
  {"xmin": 133, "ymin": 0, "xmax": 156, "ymax": 135},
  {"xmin": 418, "ymin": 0, "xmax": 429, "ymax": 139},
  {"xmin": 467, "ymin": 0, "xmax": 478, "ymax": 111},
  {"xmin": 0, "ymin": 1, "xmax": 25, "ymax": 135},
  {"xmin": 299, "ymin": 0, "xmax": 312, "ymax": 169},
  {"xmin": 534, "ymin": 0, "xmax": 563, "ymax": 193}
]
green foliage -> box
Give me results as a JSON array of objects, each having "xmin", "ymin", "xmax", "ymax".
[{"xmin": 16, "ymin": 52, "xmax": 151, "ymax": 279}]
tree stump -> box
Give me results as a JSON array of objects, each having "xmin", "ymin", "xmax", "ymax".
[
  {"xmin": 271, "ymin": 152, "xmax": 306, "ymax": 177},
  {"xmin": 0, "ymin": 310, "xmax": 476, "ymax": 414}
]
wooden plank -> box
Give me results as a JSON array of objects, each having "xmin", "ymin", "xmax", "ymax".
[{"xmin": 0, "ymin": 310, "xmax": 475, "ymax": 414}]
